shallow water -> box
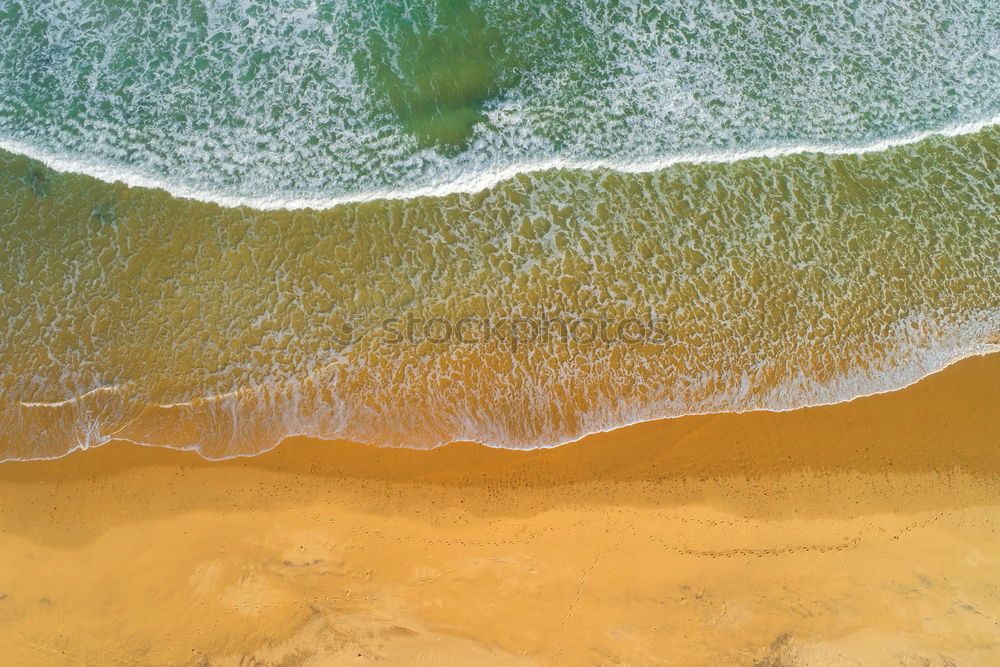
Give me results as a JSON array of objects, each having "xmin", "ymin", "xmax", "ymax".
[{"xmin": 2, "ymin": 124, "xmax": 999, "ymax": 459}]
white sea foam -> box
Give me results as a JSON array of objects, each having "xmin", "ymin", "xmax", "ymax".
[
  {"xmin": 2, "ymin": 112, "xmax": 999, "ymax": 211},
  {"xmin": 17, "ymin": 384, "xmax": 127, "ymax": 408}
]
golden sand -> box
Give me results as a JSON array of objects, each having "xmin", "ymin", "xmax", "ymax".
[{"xmin": 1, "ymin": 353, "xmax": 1000, "ymax": 665}]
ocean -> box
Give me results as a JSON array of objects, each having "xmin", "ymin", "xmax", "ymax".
[{"xmin": 1, "ymin": 0, "xmax": 998, "ymax": 459}]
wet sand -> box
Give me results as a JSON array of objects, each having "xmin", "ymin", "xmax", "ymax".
[{"xmin": 1, "ymin": 353, "xmax": 999, "ymax": 665}]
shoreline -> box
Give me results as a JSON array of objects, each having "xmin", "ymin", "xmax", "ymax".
[
  {"xmin": 9, "ymin": 350, "xmax": 1000, "ymax": 483},
  {"xmin": 1, "ymin": 352, "xmax": 999, "ymax": 663},
  {"xmin": 9, "ymin": 344, "xmax": 999, "ymax": 464}
]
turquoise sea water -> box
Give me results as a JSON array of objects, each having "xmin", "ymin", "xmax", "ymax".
[
  {"xmin": 2, "ymin": 0, "xmax": 998, "ymax": 203},
  {"xmin": 0, "ymin": 0, "xmax": 998, "ymax": 459}
]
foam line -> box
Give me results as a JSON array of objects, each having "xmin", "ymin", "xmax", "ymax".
[
  {"xmin": 18, "ymin": 384, "xmax": 126, "ymax": 408},
  {"xmin": 2, "ymin": 113, "xmax": 998, "ymax": 211}
]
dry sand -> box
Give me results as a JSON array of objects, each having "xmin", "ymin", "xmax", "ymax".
[{"xmin": 1, "ymin": 354, "xmax": 1000, "ymax": 665}]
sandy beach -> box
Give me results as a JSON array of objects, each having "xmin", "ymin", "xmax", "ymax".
[{"xmin": 1, "ymin": 352, "xmax": 999, "ymax": 665}]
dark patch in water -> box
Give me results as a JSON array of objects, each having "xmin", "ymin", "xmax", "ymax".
[
  {"xmin": 25, "ymin": 165, "xmax": 49, "ymax": 198},
  {"xmin": 357, "ymin": 0, "xmax": 512, "ymax": 153},
  {"xmin": 90, "ymin": 200, "xmax": 117, "ymax": 227}
]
